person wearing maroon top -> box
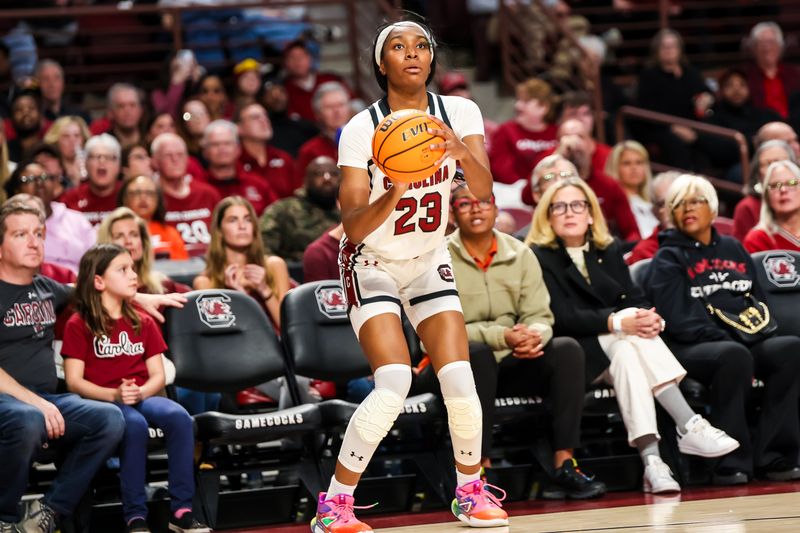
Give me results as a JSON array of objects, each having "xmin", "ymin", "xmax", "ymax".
[
  {"xmin": 89, "ymin": 83, "xmax": 145, "ymax": 149},
  {"xmin": 59, "ymin": 133, "xmax": 123, "ymax": 226},
  {"xmin": 236, "ymin": 103, "xmax": 296, "ymax": 199},
  {"xmin": 303, "ymin": 223, "xmax": 343, "ymax": 282},
  {"xmin": 626, "ymin": 171, "xmax": 680, "ymax": 265},
  {"xmin": 282, "ymin": 40, "xmax": 353, "ymax": 123},
  {"xmin": 295, "ymin": 81, "xmax": 351, "ymax": 183},
  {"xmin": 200, "ymin": 120, "xmax": 276, "ymax": 216},
  {"xmin": 151, "ymin": 133, "xmax": 221, "ymax": 255},
  {"xmin": 62, "ymin": 244, "xmax": 210, "ymax": 533},
  {"xmin": 744, "ymin": 160, "xmax": 800, "ymax": 253},
  {"xmin": 489, "ymin": 78, "xmax": 558, "ymax": 184},
  {"xmin": 744, "ymin": 22, "xmax": 800, "ymax": 121}
]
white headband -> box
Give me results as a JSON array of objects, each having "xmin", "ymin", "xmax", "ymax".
[{"xmin": 374, "ymin": 21, "xmax": 434, "ymax": 67}]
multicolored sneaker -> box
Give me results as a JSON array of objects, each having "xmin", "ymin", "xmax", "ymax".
[
  {"xmin": 451, "ymin": 479, "xmax": 509, "ymax": 527},
  {"xmin": 310, "ymin": 493, "xmax": 374, "ymax": 533}
]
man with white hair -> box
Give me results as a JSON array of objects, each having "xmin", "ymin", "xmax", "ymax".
[
  {"xmin": 295, "ymin": 82, "xmax": 352, "ymax": 185},
  {"xmin": 200, "ymin": 120, "xmax": 276, "ymax": 215},
  {"xmin": 59, "ymin": 133, "xmax": 122, "ymax": 225},
  {"xmin": 744, "ymin": 22, "xmax": 800, "ymax": 120},
  {"xmin": 89, "ymin": 83, "xmax": 145, "ymax": 148},
  {"xmin": 625, "ymin": 171, "xmax": 682, "ymax": 265}
]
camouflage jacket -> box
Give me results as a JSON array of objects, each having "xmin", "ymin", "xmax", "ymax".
[{"xmin": 259, "ymin": 188, "xmax": 341, "ymax": 262}]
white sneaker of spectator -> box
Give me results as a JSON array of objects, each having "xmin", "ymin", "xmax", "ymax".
[
  {"xmin": 677, "ymin": 414, "xmax": 740, "ymax": 458},
  {"xmin": 643, "ymin": 456, "xmax": 681, "ymax": 494}
]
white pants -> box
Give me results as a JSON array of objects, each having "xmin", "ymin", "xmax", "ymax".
[{"xmin": 597, "ymin": 309, "xmax": 687, "ymax": 446}]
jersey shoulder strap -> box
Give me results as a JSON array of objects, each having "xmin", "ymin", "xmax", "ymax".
[
  {"xmin": 368, "ymin": 97, "xmax": 391, "ymax": 128},
  {"xmin": 430, "ymin": 92, "xmax": 453, "ymax": 129}
]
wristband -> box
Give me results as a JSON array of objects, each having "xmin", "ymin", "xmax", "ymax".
[{"xmin": 612, "ymin": 313, "xmax": 624, "ymax": 335}]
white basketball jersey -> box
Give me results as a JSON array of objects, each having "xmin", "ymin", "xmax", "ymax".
[{"xmin": 338, "ymin": 93, "xmax": 485, "ymax": 260}]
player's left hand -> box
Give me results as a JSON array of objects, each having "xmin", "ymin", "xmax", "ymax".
[
  {"xmin": 427, "ymin": 114, "xmax": 469, "ymax": 166},
  {"xmin": 133, "ymin": 292, "xmax": 187, "ymax": 323}
]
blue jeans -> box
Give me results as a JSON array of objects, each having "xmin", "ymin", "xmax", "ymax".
[
  {"xmin": 175, "ymin": 387, "xmax": 221, "ymax": 415},
  {"xmin": 0, "ymin": 392, "xmax": 125, "ymax": 522},
  {"xmin": 118, "ymin": 397, "xmax": 195, "ymax": 521}
]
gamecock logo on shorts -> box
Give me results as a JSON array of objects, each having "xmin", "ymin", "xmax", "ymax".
[
  {"xmin": 763, "ymin": 251, "xmax": 800, "ymax": 288},
  {"xmin": 437, "ymin": 264, "xmax": 455, "ymax": 282},
  {"xmin": 196, "ymin": 292, "xmax": 236, "ymax": 328},
  {"xmin": 315, "ymin": 284, "xmax": 348, "ymax": 319}
]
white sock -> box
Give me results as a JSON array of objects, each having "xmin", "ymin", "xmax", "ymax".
[
  {"xmin": 456, "ymin": 468, "xmax": 481, "ymax": 487},
  {"xmin": 326, "ymin": 476, "xmax": 357, "ymax": 498}
]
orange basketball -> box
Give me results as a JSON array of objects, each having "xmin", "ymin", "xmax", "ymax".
[{"xmin": 372, "ymin": 109, "xmax": 446, "ymax": 183}]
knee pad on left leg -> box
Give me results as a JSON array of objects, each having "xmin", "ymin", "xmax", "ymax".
[{"xmin": 438, "ymin": 361, "xmax": 482, "ymax": 462}]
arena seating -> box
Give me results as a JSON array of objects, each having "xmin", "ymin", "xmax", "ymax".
[{"xmin": 751, "ymin": 250, "xmax": 800, "ymax": 337}]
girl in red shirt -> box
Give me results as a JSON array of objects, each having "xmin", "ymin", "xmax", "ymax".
[{"xmin": 62, "ymin": 244, "xmax": 210, "ymax": 533}]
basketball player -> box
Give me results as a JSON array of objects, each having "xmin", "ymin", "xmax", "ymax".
[{"xmin": 311, "ymin": 19, "xmax": 509, "ymax": 533}]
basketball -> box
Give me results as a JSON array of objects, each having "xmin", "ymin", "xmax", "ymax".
[{"xmin": 372, "ymin": 109, "xmax": 446, "ymax": 183}]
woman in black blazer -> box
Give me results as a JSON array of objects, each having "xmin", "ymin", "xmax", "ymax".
[{"xmin": 526, "ymin": 177, "xmax": 738, "ymax": 494}]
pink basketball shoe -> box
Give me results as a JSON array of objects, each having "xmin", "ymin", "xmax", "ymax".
[
  {"xmin": 310, "ymin": 493, "xmax": 374, "ymax": 533},
  {"xmin": 451, "ymin": 479, "xmax": 509, "ymax": 527}
]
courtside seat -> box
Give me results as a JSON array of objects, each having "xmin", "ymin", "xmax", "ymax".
[
  {"xmin": 192, "ymin": 404, "xmax": 321, "ymax": 445},
  {"xmin": 628, "ymin": 257, "xmax": 652, "ymax": 289},
  {"xmin": 751, "ymin": 250, "xmax": 800, "ymax": 336},
  {"xmin": 154, "ymin": 257, "xmax": 206, "ymax": 287}
]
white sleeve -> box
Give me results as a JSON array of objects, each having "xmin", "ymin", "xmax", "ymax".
[
  {"xmin": 337, "ymin": 111, "xmax": 373, "ymax": 170},
  {"xmin": 445, "ymin": 96, "xmax": 485, "ymax": 140}
]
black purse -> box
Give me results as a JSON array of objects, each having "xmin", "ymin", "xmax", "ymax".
[{"xmin": 681, "ymin": 250, "xmax": 777, "ymax": 345}]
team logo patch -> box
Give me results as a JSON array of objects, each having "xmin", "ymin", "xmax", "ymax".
[
  {"xmin": 763, "ymin": 251, "xmax": 800, "ymax": 288},
  {"xmin": 315, "ymin": 284, "xmax": 348, "ymax": 319},
  {"xmin": 438, "ymin": 264, "xmax": 455, "ymax": 282},
  {"xmin": 196, "ymin": 292, "xmax": 236, "ymax": 328}
]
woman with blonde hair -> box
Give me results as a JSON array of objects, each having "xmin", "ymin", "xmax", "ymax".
[
  {"xmin": 529, "ymin": 177, "xmax": 738, "ymax": 494},
  {"xmin": 43, "ymin": 115, "xmax": 90, "ymax": 187},
  {"xmin": 97, "ymin": 207, "xmax": 188, "ymax": 294},
  {"xmin": 744, "ymin": 160, "xmax": 800, "ymax": 252},
  {"xmin": 193, "ymin": 196, "xmax": 289, "ymax": 326},
  {"xmin": 606, "ymin": 140, "xmax": 659, "ymax": 238}
]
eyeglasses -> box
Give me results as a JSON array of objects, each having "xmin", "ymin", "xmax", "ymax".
[
  {"xmin": 540, "ymin": 170, "xmax": 575, "ymax": 183},
  {"xmin": 126, "ymin": 189, "xmax": 158, "ymax": 198},
  {"xmin": 548, "ymin": 200, "xmax": 589, "ymax": 216},
  {"xmin": 672, "ymin": 196, "xmax": 708, "ymax": 211},
  {"xmin": 19, "ymin": 173, "xmax": 50, "ymax": 184},
  {"xmin": 87, "ymin": 154, "xmax": 119, "ymax": 162},
  {"xmin": 453, "ymin": 198, "xmax": 494, "ymax": 213},
  {"xmin": 766, "ymin": 178, "xmax": 800, "ymax": 192}
]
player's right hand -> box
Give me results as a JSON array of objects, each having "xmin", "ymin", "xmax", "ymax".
[{"xmin": 30, "ymin": 396, "xmax": 65, "ymax": 440}]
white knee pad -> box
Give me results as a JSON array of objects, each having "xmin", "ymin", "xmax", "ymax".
[
  {"xmin": 338, "ymin": 364, "xmax": 411, "ymax": 473},
  {"xmin": 438, "ymin": 361, "xmax": 482, "ymax": 463}
]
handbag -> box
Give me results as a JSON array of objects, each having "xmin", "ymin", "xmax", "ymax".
[{"xmin": 681, "ymin": 250, "xmax": 777, "ymax": 345}]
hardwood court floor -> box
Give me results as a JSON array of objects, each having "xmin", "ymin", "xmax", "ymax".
[{"xmin": 256, "ymin": 482, "xmax": 800, "ymax": 532}]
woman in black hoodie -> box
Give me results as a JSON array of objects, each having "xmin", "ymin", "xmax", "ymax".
[{"xmin": 648, "ymin": 174, "xmax": 800, "ymax": 484}]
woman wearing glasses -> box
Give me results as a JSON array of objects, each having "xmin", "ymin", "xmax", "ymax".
[
  {"xmin": 527, "ymin": 177, "xmax": 738, "ymax": 494},
  {"xmin": 648, "ymin": 174, "xmax": 800, "ymax": 484},
  {"xmin": 743, "ymin": 160, "xmax": 800, "ymax": 252}
]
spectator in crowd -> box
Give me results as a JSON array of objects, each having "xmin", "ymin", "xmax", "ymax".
[
  {"xmin": 259, "ymin": 155, "xmax": 341, "ymax": 262},
  {"xmin": 559, "ymin": 92, "xmax": 609, "ymax": 149},
  {"xmin": 442, "ymin": 183, "xmax": 606, "ymax": 499},
  {"xmin": 704, "ymin": 68, "xmax": 781, "ymax": 174},
  {"xmin": 35, "ymin": 59, "xmax": 89, "ymax": 123},
  {"xmin": 4, "ymin": 159, "xmax": 94, "ymax": 273},
  {"xmin": 233, "ymin": 58, "xmax": 262, "ymax": 111},
  {"xmin": 295, "ymin": 82, "xmax": 351, "ymax": 185},
  {"xmin": 0, "ymin": 127, "xmax": 13, "ymax": 194},
  {"xmin": 439, "ymin": 71, "xmax": 499, "ymax": 146},
  {"xmin": 7, "ymin": 88, "xmax": 45, "ymax": 162},
  {"xmin": 526, "ymin": 119, "xmax": 640, "ymax": 241},
  {"xmin": 302, "ymin": 222, "xmax": 343, "ymax": 283},
  {"xmin": 146, "ymin": 112, "xmax": 177, "ymax": 146},
  {"xmin": 28, "ymin": 143, "xmax": 68, "ymax": 199},
  {"xmin": 282, "ymin": 39, "xmax": 351, "ymax": 123},
  {"xmin": 635, "ymin": 29, "xmax": 713, "ymax": 170},
  {"xmin": 42, "ymin": 115, "xmax": 89, "ymax": 187},
  {"xmin": 606, "ymin": 141, "xmax": 659, "ymax": 238},
  {"xmin": 648, "ymin": 174, "xmax": 800, "ymax": 483},
  {"xmin": 177, "ymin": 98, "xmax": 211, "ymax": 163},
  {"xmin": 235, "ymin": 103, "xmax": 296, "ymax": 200},
  {"xmin": 90, "ymin": 83, "xmax": 145, "ymax": 149},
  {"xmin": 529, "ymin": 178, "xmax": 739, "ymax": 494},
  {"xmin": 756, "ymin": 121, "xmax": 800, "ymax": 158},
  {"xmin": 0, "ymin": 201, "xmax": 125, "ymax": 533},
  {"xmin": 194, "ymin": 196, "xmax": 290, "ymax": 327},
  {"xmin": 151, "ymin": 50, "xmax": 201, "ymax": 119},
  {"xmin": 200, "ymin": 120, "xmax": 276, "ymax": 216},
  {"xmin": 260, "ymin": 81, "xmax": 318, "ymax": 157},
  {"xmin": 489, "ymin": 78, "xmax": 558, "ymax": 185},
  {"xmin": 626, "ymin": 171, "xmax": 681, "ymax": 265},
  {"xmin": 121, "ymin": 143, "xmax": 153, "ymax": 180},
  {"xmin": 744, "ymin": 160, "xmax": 800, "ymax": 252},
  {"xmin": 60, "ymin": 133, "xmax": 123, "ymax": 226},
  {"xmin": 494, "ymin": 211, "xmax": 516, "ymax": 235},
  {"xmin": 195, "ymin": 73, "xmax": 233, "ymax": 121},
  {"xmin": 513, "ymin": 155, "xmax": 579, "ymax": 240},
  {"xmin": 744, "ymin": 22, "xmax": 800, "ymax": 121},
  {"xmin": 151, "ymin": 133, "xmax": 221, "ymax": 256},
  {"xmin": 119, "ymin": 175, "xmax": 188, "ymax": 261},
  {"xmin": 733, "ymin": 138, "xmax": 796, "ymax": 241}
]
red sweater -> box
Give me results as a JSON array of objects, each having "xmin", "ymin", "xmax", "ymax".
[
  {"xmin": 285, "ymin": 73, "xmax": 351, "ymax": 123},
  {"xmin": 743, "ymin": 227, "xmax": 800, "ymax": 253},
  {"xmin": 626, "ymin": 229, "xmax": 660, "ymax": 265},
  {"xmin": 733, "ymin": 195, "xmax": 761, "ymax": 242},
  {"xmin": 200, "ymin": 169, "xmax": 277, "ymax": 216},
  {"xmin": 238, "ymin": 144, "xmax": 296, "ymax": 200},
  {"xmin": 296, "ymin": 134, "xmax": 338, "ymax": 184},
  {"xmin": 488, "ymin": 122, "xmax": 558, "ymax": 184}
]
